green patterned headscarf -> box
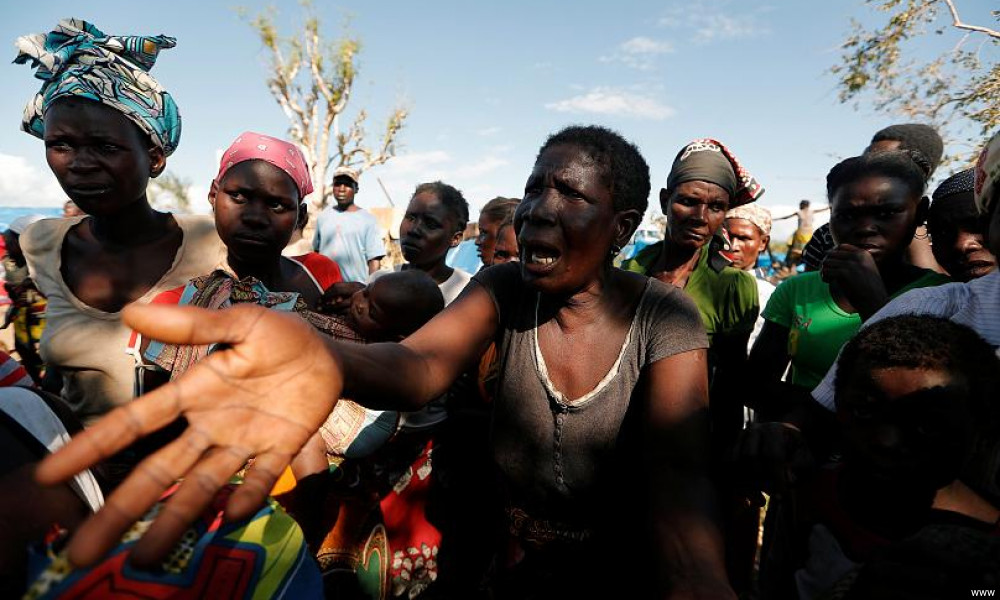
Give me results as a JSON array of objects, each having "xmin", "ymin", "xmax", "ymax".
[{"xmin": 15, "ymin": 18, "xmax": 181, "ymax": 155}]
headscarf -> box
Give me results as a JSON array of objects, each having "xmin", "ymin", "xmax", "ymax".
[
  {"xmin": 933, "ymin": 168, "xmax": 975, "ymax": 203},
  {"xmin": 974, "ymin": 130, "xmax": 1000, "ymax": 216},
  {"xmin": 216, "ymin": 132, "xmax": 314, "ymax": 198},
  {"xmin": 15, "ymin": 18, "xmax": 181, "ymax": 156},
  {"xmin": 726, "ymin": 204, "xmax": 772, "ymax": 236},
  {"xmin": 929, "ymin": 169, "xmax": 979, "ymax": 241},
  {"xmin": 665, "ymin": 138, "xmax": 765, "ymax": 207}
]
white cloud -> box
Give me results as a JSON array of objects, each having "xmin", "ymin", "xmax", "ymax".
[
  {"xmin": 621, "ymin": 36, "xmax": 674, "ymax": 55},
  {"xmin": 476, "ymin": 126, "xmax": 502, "ymax": 137},
  {"xmin": 453, "ymin": 156, "xmax": 509, "ymax": 179},
  {"xmin": 377, "ymin": 150, "xmax": 450, "ymax": 176},
  {"xmin": 364, "ymin": 149, "xmax": 514, "ymax": 214},
  {"xmin": 545, "ymin": 87, "xmax": 675, "ymax": 120},
  {"xmin": 600, "ymin": 36, "xmax": 674, "ymax": 71},
  {"xmin": 0, "ymin": 153, "xmax": 66, "ymax": 208},
  {"xmin": 658, "ymin": 3, "xmax": 770, "ymax": 43}
]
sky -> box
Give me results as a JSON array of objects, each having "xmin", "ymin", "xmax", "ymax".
[{"xmin": 2, "ymin": 0, "xmax": 996, "ymax": 242}]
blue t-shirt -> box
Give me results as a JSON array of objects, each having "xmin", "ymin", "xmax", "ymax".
[{"xmin": 312, "ymin": 207, "xmax": 386, "ymax": 283}]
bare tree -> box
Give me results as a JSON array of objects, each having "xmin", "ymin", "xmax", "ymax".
[
  {"xmin": 245, "ymin": 4, "xmax": 408, "ymax": 219},
  {"xmin": 148, "ymin": 171, "xmax": 192, "ymax": 213},
  {"xmin": 831, "ymin": 0, "xmax": 999, "ymax": 162}
]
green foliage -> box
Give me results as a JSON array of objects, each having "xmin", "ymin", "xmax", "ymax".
[{"xmin": 832, "ymin": 0, "xmax": 1000, "ymax": 162}]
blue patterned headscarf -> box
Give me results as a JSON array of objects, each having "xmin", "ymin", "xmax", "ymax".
[{"xmin": 14, "ymin": 18, "xmax": 181, "ymax": 156}]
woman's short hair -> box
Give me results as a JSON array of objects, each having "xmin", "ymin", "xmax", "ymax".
[
  {"xmin": 413, "ymin": 181, "xmax": 469, "ymax": 233},
  {"xmin": 537, "ymin": 125, "xmax": 650, "ymax": 215},
  {"xmin": 826, "ymin": 150, "xmax": 928, "ymax": 201}
]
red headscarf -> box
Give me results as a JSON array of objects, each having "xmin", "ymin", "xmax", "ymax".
[{"xmin": 216, "ymin": 131, "xmax": 314, "ymax": 198}]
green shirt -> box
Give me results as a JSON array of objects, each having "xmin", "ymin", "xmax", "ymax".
[
  {"xmin": 623, "ymin": 243, "xmax": 759, "ymax": 341},
  {"xmin": 762, "ymin": 270, "xmax": 951, "ymax": 390}
]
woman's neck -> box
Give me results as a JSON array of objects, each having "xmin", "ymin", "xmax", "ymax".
[
  {"xmin": 544, "ymin": 263, "xmax": 630, "ymax": 331},
  {"xmin": 407, "ymin": 258, "xmax": 453, "ymax": 285},
  {"xmin": 88, "ymin": 198, "xmax": 169, "ymax": 247},
  {"xmin": 654, "ymin": 241, "xmax": 702, "ymax": 287},
  {"xmin": 228, "ymin": 252, "xmax": 284, "ymax": 289}
]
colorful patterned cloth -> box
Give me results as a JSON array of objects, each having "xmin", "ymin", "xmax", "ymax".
[
  {"xmin": 217, "ymin": 132, "xmax": 314, "ymax": 198},
  {"xmin": 23, "ymin": 484, "xmax": 322, "ymax": 599},
  {"xmin": 665, "ymin": 138, "xmax": 765, "ymax": 207},
  {"xmin": 15, "ymin": 18, "xmax": 181, "ymax": 155},
  {"xmin": 726, "ymin": 203, "xmax": 772, "ymax": 236}
]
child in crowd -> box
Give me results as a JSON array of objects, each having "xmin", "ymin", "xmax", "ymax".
[{"xmin": 761, "ymin": 316, "xmax": 1000, "ymax": 599}]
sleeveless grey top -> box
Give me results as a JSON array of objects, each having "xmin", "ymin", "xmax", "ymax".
[{"xmin": 472, "ymin": 263, "xmax": 709, "ymax": 535}]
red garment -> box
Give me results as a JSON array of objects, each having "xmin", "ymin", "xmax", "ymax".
[
  {"xmin": 0, "ymin": 350, "xmax": 33, "ymax": 387},
  {"xmin": 290, "ymin": 252, "xmax": 342, "ymax": 291},
  {"xmin": 380, "ymin": 440, "xmax": 441, "ymax": 596}
]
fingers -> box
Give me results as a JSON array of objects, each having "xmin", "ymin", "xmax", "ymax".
[
  {"xmin": 128, "ymin": 446, "xmax": 250, "ymax": 567},
  {"xmin": 226, "ymin": 450, "xmax": 292, "ymax": 522},
  {"xmin": 123, "ymin": 303, "xmax": 266, "ymax": 347},
  {"xmin": 37, "ymin": 392, "xmax": 185, "ymax": 486},
  {"xmin": 63, "ymin": 428, "xmax": 213, "ymax": 567}
]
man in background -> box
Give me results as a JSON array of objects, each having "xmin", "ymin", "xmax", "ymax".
[{"xmin": 313, "ymin": 167, "xmax": 386, "ymax": 283}]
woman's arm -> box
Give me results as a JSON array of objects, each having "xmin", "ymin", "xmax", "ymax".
[
  {"xmin": 337, "ymin": 282, "xmax": 498, "ymax": 409},
  {"xmin": 644, "ymin": 349, "xmax": 735, "ymax": 599},
  {"xmin": 35, "ymin": 282, "xmax": 499, "ymax": 568}
]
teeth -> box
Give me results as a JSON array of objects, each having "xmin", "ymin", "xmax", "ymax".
[{"xmin": 529, "ymin": 252, "xmax": 556, "ymax": 265}]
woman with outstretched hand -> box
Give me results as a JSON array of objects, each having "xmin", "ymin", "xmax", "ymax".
[{"xmin": 38, "ymin": 125, "xmax": 733, "ymax": 598}]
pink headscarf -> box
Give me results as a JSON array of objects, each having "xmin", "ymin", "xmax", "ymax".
[{"xmin": 215, "ymin": 132, "xmax": 314, "ymax": 198}]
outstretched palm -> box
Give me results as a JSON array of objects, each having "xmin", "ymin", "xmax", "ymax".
[{"xmin": 37, "ymin": 303, "xmax": 342, "ymax": 567}]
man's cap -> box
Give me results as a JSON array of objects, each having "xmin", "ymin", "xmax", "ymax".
[{"xmin": 333, "ymin": 166, "xmax": 360, "ymax": 185}]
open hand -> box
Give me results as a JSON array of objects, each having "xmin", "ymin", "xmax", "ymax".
[{"xmin": 36, "ymin": 303, "xmax": 342, "ymax": 568}]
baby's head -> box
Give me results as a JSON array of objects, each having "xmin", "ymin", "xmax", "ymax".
[
  {"xmin": 348, "ymin": 271, "xmax": 444, "ymax": 342},
  {"xmin": 834, "ymin": 315, "xmax": 999, "ymax": 494}
]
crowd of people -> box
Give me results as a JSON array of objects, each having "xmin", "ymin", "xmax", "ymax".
[{"xmin": 0, "ymin": 17, "xmax": 998, "ymax": 600}]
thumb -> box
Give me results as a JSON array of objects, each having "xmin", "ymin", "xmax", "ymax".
[{"xmin": 123, "ymin": 303, "xmax": 269, "ymax": 347}]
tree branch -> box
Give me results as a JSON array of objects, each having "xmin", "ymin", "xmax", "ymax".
[{"xmin": 941, "ymin": 0, "xmax": 1000, "ymax": 40}]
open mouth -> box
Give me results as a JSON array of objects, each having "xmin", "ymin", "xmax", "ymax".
[{"xmin": 520, "ymin": 241, "xmax": 561, "ymax": 272}]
